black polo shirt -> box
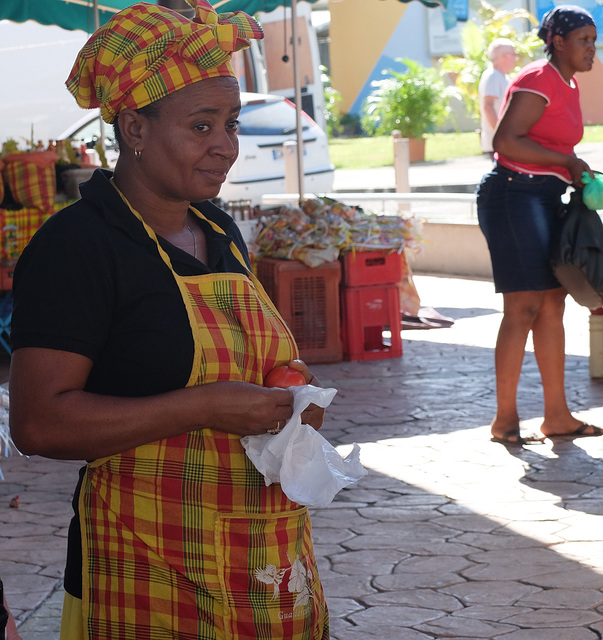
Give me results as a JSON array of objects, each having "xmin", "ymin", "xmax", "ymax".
[{"xmin": 11, "ymin": 168, "xmax": 251, "ymax": 397}]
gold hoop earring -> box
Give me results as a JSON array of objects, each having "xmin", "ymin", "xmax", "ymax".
[{"xmin": 134, "ymin": 148, "xmax": 142, "ymax": 162}]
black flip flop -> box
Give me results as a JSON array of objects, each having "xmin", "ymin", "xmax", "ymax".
[
  {"xmin": 491, "ymin": 429, "xmax": 546, "ymax": 445},
  {"xmin": 546, "ymin": 423, "xmax": 603, "ymax": 440}
]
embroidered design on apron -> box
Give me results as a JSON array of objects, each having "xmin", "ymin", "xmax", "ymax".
[{"xmin": 78, "ymin": 200, "xmax": 329, "ymax": 640}]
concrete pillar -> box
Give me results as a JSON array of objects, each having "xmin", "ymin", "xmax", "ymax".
[
  {"xmin": 392, "ymin": 131, "xmax": 410, "ymax": 193},
  {"xmin": 392, "ymin": 130, "xmax": 410, "ymax": 213},
  {"xmin": 284, "ymin": 140, "xmax": 299, "ymax": 195}
]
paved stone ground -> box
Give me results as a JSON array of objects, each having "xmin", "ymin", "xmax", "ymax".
[
  {"xmin": 309, "ymin": 275, "xmax": 603, "ymax": 640},
  {"xmin": 3, "ymin": 274, "xmax": 603, "ymax": 639}
]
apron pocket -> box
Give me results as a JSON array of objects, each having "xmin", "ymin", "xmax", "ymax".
[{"xmin": 214, "ymin": 507, "xmax": 328, "ymax": 640}]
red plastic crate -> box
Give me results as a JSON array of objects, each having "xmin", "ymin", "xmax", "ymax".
[
  {"xmin": 255, "ymin": 258, "xmax": 343, "ymax": 364},
  {"xmin": 341, "ymin": 284, "xmax": 402, "ymax": 361},
  {"xmin": 342, "ymin": 251, "xmax": 407, "ymax": 287}
]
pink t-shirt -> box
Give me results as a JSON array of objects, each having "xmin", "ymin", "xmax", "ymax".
[{"xmin": 496, "ymin": 59, "xmax": 583, "ymax": 183}]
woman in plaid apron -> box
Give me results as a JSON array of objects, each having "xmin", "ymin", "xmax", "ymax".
[{"xmin": 9, "ymin": 2, "xmax": 329, "ymax": 638}]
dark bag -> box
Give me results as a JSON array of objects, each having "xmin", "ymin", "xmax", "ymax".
[{"xmin": 551, "ymin": 189, "xmax": 603, "ymax": 309}]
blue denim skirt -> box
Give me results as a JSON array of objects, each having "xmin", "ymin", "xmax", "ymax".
[{"xmin": 476, "ymin": 164, "xmax": 569, "ymax": 293}]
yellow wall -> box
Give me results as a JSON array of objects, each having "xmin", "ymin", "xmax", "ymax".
[{"xmin": 329, "ymin": 0, "xmax": 409, "ymax": 113}]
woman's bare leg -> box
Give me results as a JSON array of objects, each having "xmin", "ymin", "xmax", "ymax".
[
  {"xmin": 532, "ymin": 288, "xmax": 586, "ymax": 436},
  {"xmin": 491, "ymin": 290, "xmax": 544, "ymax": 440}
]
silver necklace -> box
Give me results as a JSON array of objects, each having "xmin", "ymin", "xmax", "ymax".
[{"xmin": 186, "ymin": 220, "xmax": 197, "ymax": 259}]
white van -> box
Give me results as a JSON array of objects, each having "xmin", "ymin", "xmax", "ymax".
[{"xmin": 57, "ymin": 91, "xmax": 334, "ymax": 207}]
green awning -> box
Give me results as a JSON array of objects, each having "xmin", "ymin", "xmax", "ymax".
[
  {"xmin": 213, "ymin": 0, "xmax": 318, "ymax": 12},
  {"xmin": 0, "ymin": 0, "xmax": 447, "ymax": 33},
  {"xmin": 0, "ymin": 0, "xmax": 155, "ymax": 33},
  {"xmin": 213, "ymin": 0, "xmax": 447, "ymax": 13}
]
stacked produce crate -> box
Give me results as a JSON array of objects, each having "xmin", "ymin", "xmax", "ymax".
[
  {"xmin": 256, "ymin": 258, "xmax": 343, "ymax": 364},
  {"xmin": 340, "ymin": 251, "xmax": 405, "ymax": 361}
]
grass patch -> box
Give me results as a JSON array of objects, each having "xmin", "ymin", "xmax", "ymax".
[
  {"xmin": 329, "ymin": 125, "xmax": 603, "ymax": 170},
  {"xmin": 425, "ymin": 132, "xmax": 482, "ymax": 161},
  {"xmin": 582, "ymin": 125, "xmax": 603, "ymax": 143},
  {"xmin": 328, "ymin": 137, "xmax": 393, "ymax": 170},
  {"xmin": 329, "ymin": 132, "xmax": 482, "ymax": 169}
]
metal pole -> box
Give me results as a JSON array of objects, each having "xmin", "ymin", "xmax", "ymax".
[
  {"xmin": 92, "ymin": 1, "xmax": 107, "ymax": 157},
  {"xmin": 156, "ymin": 0, "xmax": 195, "ymax": 17},
  {"xmin": 291, "ymin": 0, "xmax": 304, "ymax": 203},
  {"xmin": 92, "ymin": 0, "xmax": 99, "ymax": 29}
]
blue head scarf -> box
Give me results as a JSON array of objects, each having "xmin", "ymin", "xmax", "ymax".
[{"xmin": 538, "ymin": 5, "xmax": 596, "ymax": 54}]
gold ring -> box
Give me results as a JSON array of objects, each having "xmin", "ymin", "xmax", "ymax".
[{"xmin": 267, "ymin": 421, "xmax": 282, "ymax": 435}]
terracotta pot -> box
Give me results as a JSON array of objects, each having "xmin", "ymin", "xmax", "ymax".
[{"xmin": 408, "ymin": 138, "xmax": 426, "ymax": 163}]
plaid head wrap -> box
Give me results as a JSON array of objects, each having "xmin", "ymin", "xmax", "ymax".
[
  {"xmin": 66, "ymin": 0, "xmax": 264, "ymax": 123},
  {"xmin": 538, "ymin": 4, "xmax": 595, "ymax": 54}
]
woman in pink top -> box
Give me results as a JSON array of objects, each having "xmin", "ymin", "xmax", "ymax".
[{"xmin": 476, "ymin": 5, "xmax": 602, "ymax": 444}]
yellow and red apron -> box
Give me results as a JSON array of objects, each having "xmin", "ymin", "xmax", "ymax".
[{"xmin": 77, "ymin": 206, "xmax": 329, "ymax": 639}]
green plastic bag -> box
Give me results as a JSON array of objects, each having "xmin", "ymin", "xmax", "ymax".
[{"xmin": 582, "ymin": 172, "xmax": 603, "ymax": 210}]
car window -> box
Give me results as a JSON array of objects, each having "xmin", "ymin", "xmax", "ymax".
[
  {"xmin": 238, "ymin": 100, "xmax": 310, "ymax": 136},
  {"xmin": 69, "ymin": 117, "xmax": 116, "ymax": 150}
]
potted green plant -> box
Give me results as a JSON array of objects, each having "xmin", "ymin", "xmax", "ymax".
[{"xmin": 360, "ymin": 58, "xmax": 457, "ymax": 162}]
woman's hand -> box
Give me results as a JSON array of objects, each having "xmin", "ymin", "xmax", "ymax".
[
  {"xmin": 287, "ymin": 359, "xmax": 326, "ymax": 431},
  {"xmin": 566, "ymin": 155, "xmax": 594, "ymax": 187},
  {"xmin": 199, "ymin": 381, "xmax": 295, "ymax": 436},
  {"xmin": 287, "ymin": 358, "xmax": 321, "ymax": 387}
]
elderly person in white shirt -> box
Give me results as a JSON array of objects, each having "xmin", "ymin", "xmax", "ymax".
[{"xmin": 479, "ymin": 38, "xmax": 517, "ymax": 157}]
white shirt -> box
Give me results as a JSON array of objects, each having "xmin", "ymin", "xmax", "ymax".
[{"xmin": 478, "ymin": 66, "xmax": 509, "ymax": 153}]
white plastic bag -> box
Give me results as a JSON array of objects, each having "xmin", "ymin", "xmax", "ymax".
[
  {"xmin": 241, "ymin": 385, "xmax": 367, "ymax": 508},
  {"xmin": 0, "ymin": 385, "xmax": 21, "ymax": 480}
]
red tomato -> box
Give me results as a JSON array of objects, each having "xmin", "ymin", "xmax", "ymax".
[{"xmin": 264, "ymin": 366, "xmax": 306, "ymax": 388}]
